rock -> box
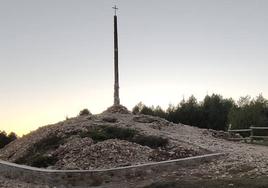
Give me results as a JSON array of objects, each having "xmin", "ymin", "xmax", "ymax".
[
  {"xmin": 203, "ymin": 129, "xmax": 242, "ymax": 140},
  {"xmin": 133, "ymin": 115, "xmax": 157, "ymax": 123},
  {"xmin": 149, "ymin": 145, "xmax": 199, "ymax": 161},
  {"xmin": 103, "ymin": 105, "xmax": 131, "ymax": 114},
  {"xmin": 102, "ymin": 117, "xmax": 118, "ymax": 123}
]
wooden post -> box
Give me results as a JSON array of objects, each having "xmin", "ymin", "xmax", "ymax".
[
  {"xmin": 250, "ymin": 126, "xmax": 253, "ymax": 143},
  {"xmin": 113, "ymin": 11, "xmax": 120, "ymax": 106}
]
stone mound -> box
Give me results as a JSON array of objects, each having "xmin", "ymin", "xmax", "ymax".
[
  {"xmin": 103, "ymin": 105, "xmax": 131, "ymax": 114},
  {"xmin": 0, "ymin": 111, "xmax": 206, "ymax": 170},
  {"xmin": 150, "ymin": 146, "xmax": 200, "ymax": 161},
  {"xmin": 203, "ymin": 129, "xmax": 242, "ymax": 140},
  {"xmin": 54, "ymin": 139, "xmax": 152, "ymax": 170}
]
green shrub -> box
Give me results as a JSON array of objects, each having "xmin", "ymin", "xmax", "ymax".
[
  {"xmin": 33, "ymin": 135, "xmax": 63, "ymax": 152},
  {"xmin": 104, "ymin": 126, "xmax": 136, "ymax": 140},
  {"xmin": 133, "ymin": 135, "xmax": 168, "ymax": 148},
  {"xmin": 15, "ymin": 135, "xmax": 62, "ymax": 167},
  {"xmin": 80, "ymin": 126, "xmax": 168, "ymax": 149},
  {"xmin": 30, "ymin": 154, "xmax": 58, "ymax": 168},
  {"xmin": 81, "ymin": 126, "xmax": 137, "ymax": 142},
  {"xmin": 80, "ymin": 128, "xmax": 109, "ymax": 141},
  {"xmin": 79, "ymin": 109, "xmax": 91, "ymax": 116}
]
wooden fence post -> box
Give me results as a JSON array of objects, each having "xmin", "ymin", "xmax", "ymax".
[{"xmin": 250, "ymin": 126, "xmax": 253, "ymax": 143}]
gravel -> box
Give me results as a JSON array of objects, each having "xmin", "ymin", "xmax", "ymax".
[{"xmin": 54, "ymin": 138, "xmax": 153, "ymax": 170}]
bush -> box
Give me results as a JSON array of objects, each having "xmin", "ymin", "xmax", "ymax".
[
  {"xmin": 81, "ymin": 126, "xmax": 137, "ymax": 142},
  {"xmin": 133, "ymin": 135, "xmax": 168, "ymax": 149},
  {"xmin": 30, "ymin": 154, "xmax": 58, "ymax": 168},
  {"xmin": 15, "ymin": 135, "xmax": 62, "ymax": 167},
  {"xmin": 33, "ymin": 135, "xmax": 63, "ymax": 151},
  {"xmin": 104, "ymin": 126, "xmax": 136, "ymax": 140},
  {"xmin": 80, "ymin": 128, "xmax": 109, "ymax": 141},
  {"xmin": 80, "ymin": 126, "xmax": 168, "ymax": 149},
  {"xmin": 79, "ymin": 109, "xmax": 91, "ymax": 116}
]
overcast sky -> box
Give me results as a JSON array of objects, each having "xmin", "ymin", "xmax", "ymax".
[{"xmin": 1, "ymin": 0, "xmax": 268, "ymax": 135}]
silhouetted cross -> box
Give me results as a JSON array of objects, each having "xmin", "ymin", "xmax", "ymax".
[{"xmin": 112, "ymin": 5, "xmax": 118, "ymax": 15}]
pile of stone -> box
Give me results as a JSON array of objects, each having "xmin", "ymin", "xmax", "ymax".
[
  {"xmin": 0, "ymin": 116, "xmax": 92, "ymax": 163},
  {"xmin": 132, "ymin": 115, "xmax": 172, "ymax": 130},
  {"xmin": 103, "ymin": 105, "xmax": 131, "ymax": 114},
  {"xmin": 0, "ymin": 106, "xmax": 204, "ymax": 171},
  {"xmin": 53, "ymin": 139, "xmax": 152, "ymax": 170},
  {"xmin": 3, "ymin": 105, "xmax": 268, "ymax": 186},
  {"xmin": 203, "ymin": 129, "xmax": 242, "ymax": 140},
  {"xmin": 149, "ymin": 146, "xmax": 199, "ymax": 162}
]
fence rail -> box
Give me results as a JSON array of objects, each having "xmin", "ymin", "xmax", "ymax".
[
  {"xmin": 228, "ymin": 129, "xmax": 251, "ymax": 132},
  {"xmin": 228, "ymin": 126, "xmax": 268, "ymax": 143}
]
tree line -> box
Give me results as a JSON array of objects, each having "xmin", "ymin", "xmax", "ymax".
[
  {"xmin": 0, "ymin": 131, "xmax": 17, "ymax": 149},
  {"xmin": 133, "ymin": 94, "xmax": 268, "ymax": 131}
]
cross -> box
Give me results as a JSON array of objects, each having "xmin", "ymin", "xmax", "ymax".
[{"xmin": 112, "ymin": 5, "xmax": 118, "ymax": 15}]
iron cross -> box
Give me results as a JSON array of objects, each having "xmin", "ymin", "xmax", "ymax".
[{"xmin": 112, "ymin": 5, "xmax": 118, "ymax": 15}]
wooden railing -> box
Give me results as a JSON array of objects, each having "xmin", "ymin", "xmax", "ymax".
[{"xmin": 228, "ymin": 126, "xmax": 268, "ymax": 142}]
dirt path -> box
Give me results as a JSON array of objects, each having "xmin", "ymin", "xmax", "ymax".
[
  {"xmin": 160, "ymin": 124, "xmax": 268, "ymax": 178},
  {"xmin": 0, "ymin": 175, "xmax": 48, "ymax": 188}
]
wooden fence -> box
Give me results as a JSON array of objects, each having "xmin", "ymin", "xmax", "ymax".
[{"xmin": 228, "ymin": 126, "xmax": 268, "ymax": 142}]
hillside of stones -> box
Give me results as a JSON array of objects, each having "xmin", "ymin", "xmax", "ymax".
[
  {"xmin": 0, "ymin": 105, "xmax": 209, "ymax": 170},
  {"xmin": 2, "ymin": 105, "xmax": 268, "ymax": 187}
]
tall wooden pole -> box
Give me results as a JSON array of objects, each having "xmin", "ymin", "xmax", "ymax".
[{"xmin": 113, "ymin": 6, "xmax": 120, "ymax": 106}]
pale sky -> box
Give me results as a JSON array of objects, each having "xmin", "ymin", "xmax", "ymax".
[{"xmin": 1, "ymin": 0, "xmax": 268, "ymax": 135}]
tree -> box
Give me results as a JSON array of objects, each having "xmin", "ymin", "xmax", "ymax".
[
  {"xmin": 229, "ymin": 94, "xmax": 268, "ymax": 129},
  {"xmin": 139, "ymin": 105, "xmax": 155, "ymax": 116},
  {"xmin": 0, "ymin": 131, "xmax": 8, "ymax": 148},
  {"xmin": 201, "ymin": 94, "xmax": 234, "ymax": 130},
  {"xmin": 132, "ymin": 102, "xmax": 144, "ymax": 114},
  {"xmin": 0, "ymin": 131, "xmax": 17, "ymax": 149},
  {"xmin": 175, "ymin": 95, "xmax": 203, "ymax": 127},
  {"xmin": 133, "ymin": 93, "xmax": 268, "ymax": 132},
  {"xmin": 154, "ymin": 105, "xmax": 166, "ymax": 118},
  {"xmin": 166, "ymin": 104, "xmax": 177, "ymax": 123}
]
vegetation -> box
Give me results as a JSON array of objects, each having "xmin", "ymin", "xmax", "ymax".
[
  {"xmin": 30, "ymin": 154, "xmax": 58, "ymax": 168},
  {"xmin": 79, "ymin": 108, "xmax": 91, "ymax": 116},
  {"xmin": 81, "ymin": 126, "xmax": 168, "ymax": 148},
  {"xmin": 229, "ymin": 95, "xmax": 268, "ymax": 129},
  {"xmin": 80, "ymin": 126, "xmax": 137, "ymax": 141},
  {"xmin": 133, "ymin": 135, "xmax": 168, "ymax": 149},
  {"xmin": 15, "ymin": 135, "xmax": 61, "ymax": 168},
  {"xmin": 133, "ymin": 94, "xmax": 268, "ymax": 131},
  {"xmin": 0, "ymin": 131, "xmax": 17, "ymax": 149}
]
